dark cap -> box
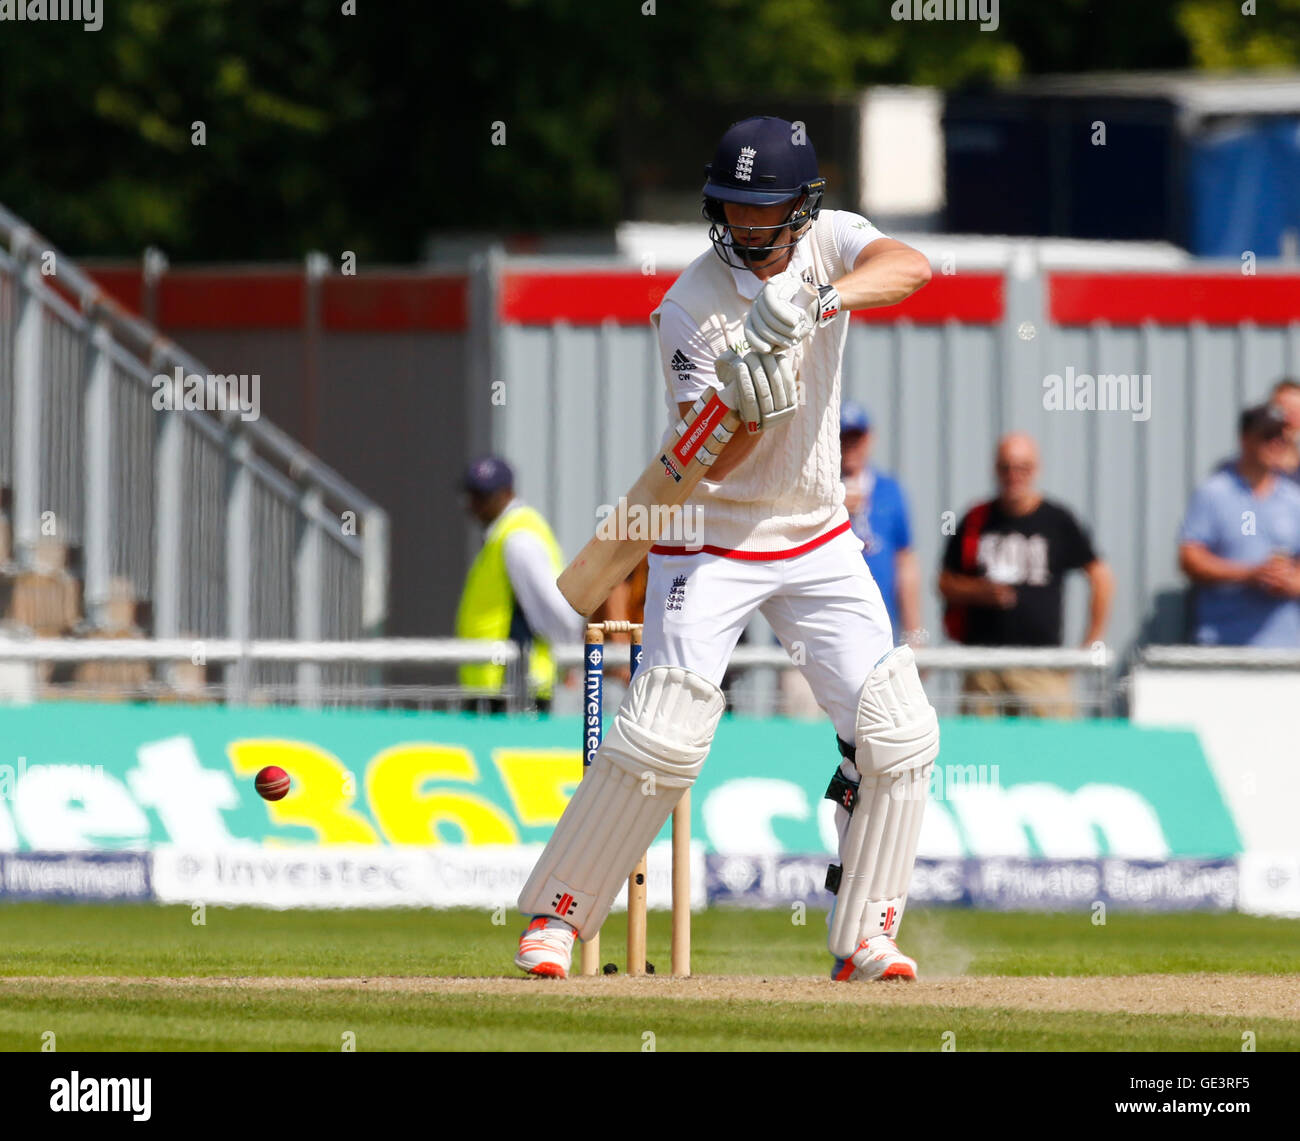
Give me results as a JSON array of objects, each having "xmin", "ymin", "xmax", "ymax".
[
  {"xmin": 1239, "ymin": 403, "xmax": 1287, "ymax": 439},
  {"xmin": 703, "ymin": 116, "xmax": 820, "ymax": 207},
  {"xmin": 462, "ymin": 455, "xmax": 514, "ymax": 495},
  {"xmin": 840, "ymin": 400, "xmax": 871, "ymax": 435}
]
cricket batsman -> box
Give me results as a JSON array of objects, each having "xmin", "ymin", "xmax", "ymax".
[{"xmin": 516, "ymin": 116, "xmax": 939, "ymax": 980}]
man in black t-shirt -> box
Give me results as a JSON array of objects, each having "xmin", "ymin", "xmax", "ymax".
[{"xmin": 939, "ymin": 433, "xmax": 1113, "ymax": 717}]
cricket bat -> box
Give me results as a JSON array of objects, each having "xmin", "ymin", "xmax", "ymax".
[{"xmin": 557, "ymin": 391, "xmax": 741, "ymax": 617}]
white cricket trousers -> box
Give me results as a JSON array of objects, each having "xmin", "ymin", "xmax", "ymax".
[{"xmin": 641, "ymin": 527, "xmax": 893, "ymax": 741}]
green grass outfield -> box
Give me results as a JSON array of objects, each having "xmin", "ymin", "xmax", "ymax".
[{"xmin": 1, "ymin": 903, "xmax": 1297, "ymax": 1051}]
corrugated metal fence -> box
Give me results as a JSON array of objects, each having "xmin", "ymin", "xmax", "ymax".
[
  {"xmin": 487, "ymin": 257, "xmax": 1300, "ymax": 664},
  {"xmin": 52, "ymin": 239, "xmax": 1300, "ymax": 678}
]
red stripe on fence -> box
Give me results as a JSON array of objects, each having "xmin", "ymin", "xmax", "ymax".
[
  {"xmin": 158, "ymin": 273, "xmax": 304, "ymax": 329},
  {"xmin": 85, "ymin": 267, "xmax": 469, "ymax": 331},
  {"xmin": 502, "ymin": 270, "xmax": 1004, "ymax": 324},
  {"xmin": 87, "ymin": 265, "xmax": 1006, "ymax": 329},
  {"xmin": 86, "ymin": 267, "xmax": 144, "ymax": 314},
  {"xmin": 322, "ymin": 275, "xmax": 468, "ymax": 331},
  {"xmin": 849, "ymin": 272, "xmax": 1004, "ymax": 324},
  {"xmin": 502, "ymin": 270, "xmax": 675, "ymax": 324},
  {"xmin": 1051, "ymin": 273, "xmax": 1300, "ymax": 325}
]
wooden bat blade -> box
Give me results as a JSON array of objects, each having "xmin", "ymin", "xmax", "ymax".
[{"xmin": 558, "ymin": 394, "xmax": 740, "ymax": 617}]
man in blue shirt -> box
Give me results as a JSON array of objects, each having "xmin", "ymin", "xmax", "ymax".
[
  {"xmin": 840, "ymin": 401, "xmax": 921, "ymax": 644},
  {"xmin": 1179, "ymin": 403, "xmax": 1300, "ymax": 646},
  {"xmin": 1269, "ymin": 377, "xmax": 1300, "ymax": 486}
]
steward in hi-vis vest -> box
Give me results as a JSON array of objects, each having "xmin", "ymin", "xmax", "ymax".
[{"xmin": 455, "ymin": 456, "xmax": 583, "ymax": 713}]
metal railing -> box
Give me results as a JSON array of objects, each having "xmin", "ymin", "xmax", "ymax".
[
  {"xmin": 1137, "ymin": 646, "xmax": 1300, "ymax": 668},
  {"xmin": 0, "ymin": 205, "xmax": 389, "ymax": 685},
  {"xmin": 0, "ymin": 636, "xmax": 1118, "ymax": 716}
]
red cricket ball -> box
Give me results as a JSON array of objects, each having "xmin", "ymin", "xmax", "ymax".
[{"xmin": 254, "ymin": 765, "xmax": 292, "ymax": 801}]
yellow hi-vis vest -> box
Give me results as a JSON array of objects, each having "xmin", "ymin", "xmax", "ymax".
[{"xmin": 455, "ymin": 503, "xmax": 563, "ymax": 700}]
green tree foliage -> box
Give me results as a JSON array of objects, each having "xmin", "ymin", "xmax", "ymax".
[
  {"xmin": 0, "ymin": 0, "xmax": 1291, "ymax": 258},
  {"xmin": 1178, "ymin": 0, "xmax": 1300, "ymax": 68}
]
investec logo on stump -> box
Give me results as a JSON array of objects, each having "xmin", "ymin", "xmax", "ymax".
[
  {"xmin": 584, "ymin": 645, "xmax": 602, "ymax": 761},
  {"xmin": 50, "ymin": 1072, "xmax": 151, "ymax": 1122}
]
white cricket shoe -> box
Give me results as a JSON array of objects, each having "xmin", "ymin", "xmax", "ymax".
[
  {"xmin": 515, "ymin": 916, "xmax": 577, "ymax": 978},
  {"xmin": 831, "ymin": 934, "xmax": 918, "ymax": 982}
]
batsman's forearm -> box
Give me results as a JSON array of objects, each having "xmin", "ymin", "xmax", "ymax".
[{"xmin": 832, "ymin": 247, "xmax": 932, "ymax": 311}]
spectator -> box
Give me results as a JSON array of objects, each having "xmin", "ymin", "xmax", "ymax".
[
  {"xmin": 840, "ymin": 401, "xmax": 922, "ymax": 645},
  {"xmin": 939, "ymin": 433, "xmax": 1113, "ymax": 717},
  {"xmin": 1269, "ymin": 377, "xmax": 1300, "ymax": 483},
  {"xmin": 1179, "ymin": 404, "xmax": 1300, "ymax": 646},
  {"xmin": 455, "ymin": 456, "xmax": 583, "ymax": 713}
]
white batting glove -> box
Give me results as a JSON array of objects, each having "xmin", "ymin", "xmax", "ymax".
[
  {"xmin": 715, "ymin": 349, "xmax": 798, "ymax": 435},
  {"xmin": 744, "ymin": 274, "xmax": 841, "ymax": 353}
]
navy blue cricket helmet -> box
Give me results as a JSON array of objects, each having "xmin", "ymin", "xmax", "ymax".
[{"xmin": 702, "ymin": 116, "xmax": 826, "ymax": 271}]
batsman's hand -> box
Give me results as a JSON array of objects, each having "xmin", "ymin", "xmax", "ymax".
[
  {"xmin": 716, "ymin": 348, "xmax": 797, "ymax": 435},
  {"xmin": 744, "ymin": 273, "xmax": 840, "ymax": 353}
]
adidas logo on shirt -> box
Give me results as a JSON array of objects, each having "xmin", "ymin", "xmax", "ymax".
[{"xmin": 671, "ymin": 349, "xmax": 696, "ymax": 372}]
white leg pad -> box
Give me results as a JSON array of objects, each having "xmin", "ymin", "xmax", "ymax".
[
  {"xmin": 518, "ymin": 666, "xmax": 725, "ymax": 941},
  {"xmin": 827, "ymin": 645, "xmax": 939, "ymax": 958}
]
